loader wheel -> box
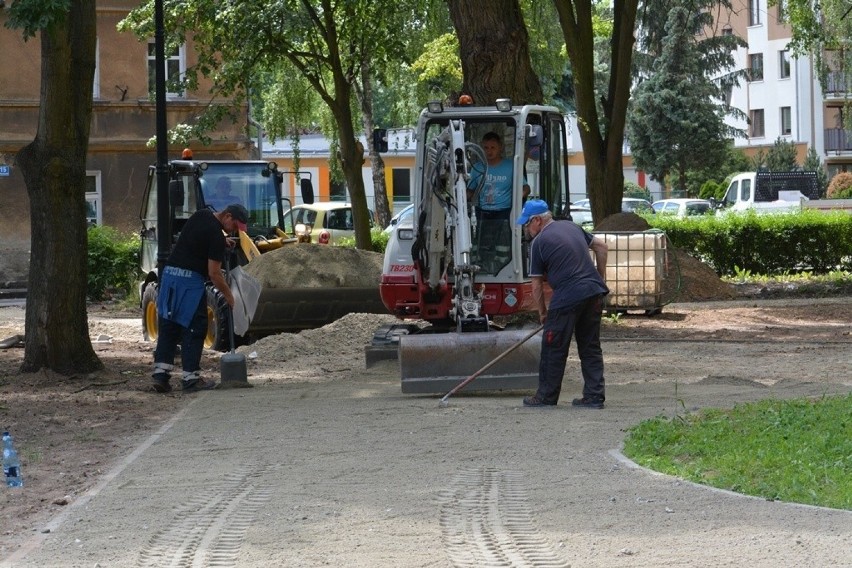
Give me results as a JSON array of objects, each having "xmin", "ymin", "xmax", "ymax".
[
  {"xmin": 141, "ymin": 283, "xmax": 159, "ymax": 343},
  {"xmin": 205, "ymin": 286, "xmax": 230, "ymax": 351}
]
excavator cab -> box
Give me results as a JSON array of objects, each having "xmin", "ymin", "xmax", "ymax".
[{"xmin": 379, "ymin": 101, "xmax": 570, "ymax": 392}]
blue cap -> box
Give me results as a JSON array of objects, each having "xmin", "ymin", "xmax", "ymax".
[{"xmin": 516, "ymin": 199, "xmax": 549, "ymax": 225}]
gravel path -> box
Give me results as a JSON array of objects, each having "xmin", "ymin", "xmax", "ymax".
[{"xmin": 2, "ymin": 297, "xmax": 850, "ymax": 567}]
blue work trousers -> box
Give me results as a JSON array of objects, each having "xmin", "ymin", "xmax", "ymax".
[
  {"xmin": 536, "ymin": 294, "xmax": 605, "ymax": 404},
  {"xmin": 154, "ymin": 293, "xmax": 208, "ymax": 374}
]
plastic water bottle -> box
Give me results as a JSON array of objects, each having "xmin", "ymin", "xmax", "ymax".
[{"xmin": 3, "ymin": 431, "xmax": 23, "ymax": 488}]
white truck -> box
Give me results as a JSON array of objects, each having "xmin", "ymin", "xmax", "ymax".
[{"xmin": 715, "ymin": 171, "xmax": 852, "ymax": 214}]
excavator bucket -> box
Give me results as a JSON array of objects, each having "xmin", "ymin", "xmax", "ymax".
[{"xmin": 399, "ymin": 329, "xmax": 541, "ymax": 394}]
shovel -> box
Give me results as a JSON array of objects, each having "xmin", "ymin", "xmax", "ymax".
[{"xmin": 220, "ymin": 256, "xmax": 251, "ymax": 388}]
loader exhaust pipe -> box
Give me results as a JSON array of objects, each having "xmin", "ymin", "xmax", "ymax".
[{"xmin": 438, "ymin": 325, "xmax": 544, "ymax": 408}]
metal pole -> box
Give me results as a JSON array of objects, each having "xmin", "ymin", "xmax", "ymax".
[{"xmin": 154, "ymin": 0, "xmax": 170, "ymax": 274}]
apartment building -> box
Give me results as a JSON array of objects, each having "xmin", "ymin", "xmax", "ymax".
[
  {"xmin": 0, "ymin": 1, "xmax": 251, "ymax": 280},
  {"xmin": 720, "ymin": 0, "xmax": 850, "ymax": 177}
]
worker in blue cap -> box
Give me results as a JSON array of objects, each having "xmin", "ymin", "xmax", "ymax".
[{"xmin": 515, "ymin": 199, "xmax": 610, "ymax": 408}]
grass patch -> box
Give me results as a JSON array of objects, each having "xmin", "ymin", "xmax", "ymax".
[{"xmin": 623, "ymin": 393, "xmax": 852, "ymax": 510}]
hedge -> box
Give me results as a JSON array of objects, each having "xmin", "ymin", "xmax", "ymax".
[{"xmin": 646, "ymin": 210, "xmax": 852, "ymax": 276}]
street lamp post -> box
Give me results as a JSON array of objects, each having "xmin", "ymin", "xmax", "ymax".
[{"xmin": 154, "ymin": 0, "xmax": 170, "ymax": 274}]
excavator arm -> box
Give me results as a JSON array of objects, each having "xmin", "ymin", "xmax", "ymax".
[{"xmin": 416, "ymin": 120, "xmax": 489, "ymax": 332}]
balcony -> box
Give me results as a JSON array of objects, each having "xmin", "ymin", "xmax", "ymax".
[
  {"xmin": 824, "ymin": 72, "xmax": 850, "ymax": 100},
  {"xmin": 824, "ymin": 128, "xmax": 852, "ymax": 154}
]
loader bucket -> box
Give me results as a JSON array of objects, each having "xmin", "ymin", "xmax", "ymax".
[
  {"xmin": 249, "ymin": 287, "xmax": 387, "ymax": 336},
  {"xmin": 399, "ymin": 329, "xmax": 541, "ymax": 394}
]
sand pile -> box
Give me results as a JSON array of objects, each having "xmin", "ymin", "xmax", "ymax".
[
  {"xmin": 245, "ymin": 244, "xmax": 383, "ymax": 288},
  {"xmin": 238, "ymin": 312, "xmax": 402, "ymax": 381}
]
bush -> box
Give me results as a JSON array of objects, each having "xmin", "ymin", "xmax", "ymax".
[
  {"xmin": 87, "ymin": 225, "xmax": 141, "ymax": 300},
  {"xmin": 623, "ymin": 181, "xmax": 651, "ymax": 201},
  {"xmin": 647, "ymin": 210, "xmax": 852, "ymax": 276},
  {"xmin": 698, "ymin": 179, "xmax": 723, "ymax": 200},
  {"xmin": 336, "ymin": 228, "xmax": 389, "ymax": 253},
  {"xmin": 827, "ymin": 172, "xmax": 852, "ymax": 199}
]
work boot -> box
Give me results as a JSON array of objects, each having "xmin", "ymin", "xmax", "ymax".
[
  {"xmin": 151, "ymin": 373, "xmax": 172, "ymax": 393},
  {"xmin": 522, "ymin": 395, "xmax": 556, "ymax": 408},
  {"xmin": 571, "ymin": 396, "xmax": 604, "ymax": 409},
  {"xmin": 181, "ymin": 377, "xmax": 218, "ymax": 393}
]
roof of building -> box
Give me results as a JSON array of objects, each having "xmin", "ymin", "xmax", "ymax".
[{"xmin": 262, "ymin": 129, "xmax": 416, "ymax": 158}]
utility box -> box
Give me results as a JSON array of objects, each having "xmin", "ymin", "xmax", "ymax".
[{"xmin": 592, "ymin": 230, "xmax": 668, "ymax": 315}]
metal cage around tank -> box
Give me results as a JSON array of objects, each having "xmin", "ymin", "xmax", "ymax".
[{"xmin": 591, "ymin": 230, "xmax": 670, "ymax": 316}]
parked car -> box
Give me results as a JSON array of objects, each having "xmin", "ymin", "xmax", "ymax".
[
  {"xmin": 566, "ymin": 204, "xmax": 594, "ymax": 228},
  {"xmin": 572, "ymin": 197, "xmax": 653, "ymax": 215},
  {"xmin": 652, "ymin": 198, "xmax": 714, "ymax": 217},
  {"xmin": 283, "ymin": 202, "xmax": 374, "ymax": 245},
  {"xmin": 384, "ymin": 203, "xmax": 415, "ymax": 233}
]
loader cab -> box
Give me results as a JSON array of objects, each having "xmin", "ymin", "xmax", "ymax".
[{"xmin": 139, "ymin": 159, "xmax": 310, "ymax": 276}]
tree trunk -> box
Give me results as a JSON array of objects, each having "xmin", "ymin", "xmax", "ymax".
[
  {"xmin": 447, "ymin": 0, "xmax": 543, "ymax": 105},
  {"xmin": 18, "ymin": 3, "xmax": 102, "ymax": 375},
  {"xmin": 329, "ymin": 87, "xmax": 372, "ymax": 250},
  {"xmin": 555, "ymin": 0, "xmax": 638, "ymax": 225},
  {"xmin": 356, "ymin": 60, "xmax": 391, "ymax": 229}
]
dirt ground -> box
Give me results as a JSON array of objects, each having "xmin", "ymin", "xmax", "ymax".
[
  {"xmin": 1, "ymin": 285, "xmax": 850, "ymax": 561},
  {"xmin": 1, "ymin": 214, "xmax": 851, "ymax": 564}
]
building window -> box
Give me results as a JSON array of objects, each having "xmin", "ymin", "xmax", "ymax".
[
  {"xmin": 722, "ymin": 24, "xmax": 733, "ymax": 37},
  {"xmin": 86, "ymin": 171, "xmax": 102, "ymax": 226},
  {"xmin": 777, "ymin": 0, "xmax": 787, "ymax": 22},
  {"xmin": 779, "ymin": 50, "xmax": 791, "ymax": 79},
  {"xmin": 749, "ymin": 0, "xmax": 761, "ymax": 25},
  {"xmin": 391, "ymin": 168, "xmax": 411, "ymax": 202},
  {"xmin": 93, "ymin": 38, "xmax": 100, "ymax": 99},
  {"xmin": 330, "ymin": 181, "xmax": 347, "ymax": 201},
  {"xmin": 780, "ymin": 107, "xmax": 792, "ymax": 135},
  {"xmin": 147, "ymin": 41, "xmax": 186, "ymax": 98},
  {"xmin": 748, "ymin": 54, "xmax": 764, "ymax": 81},
  {"xmin": 750, "ymin": 109, "xmax": 765, "ymax": 138}
]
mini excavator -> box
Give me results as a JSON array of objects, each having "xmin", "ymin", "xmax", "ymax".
[{"xmin": 377, "ymin": 98, "xmax": 572, "ymax": 392}]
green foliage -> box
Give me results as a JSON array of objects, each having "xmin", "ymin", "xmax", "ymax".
[
  {"xmin": 685, "ymin": 144, "xmax": 750, "ymax": 196},
  {"xmin": 698, "ymin": 179, "xmax": 723, "ymax": 200},
  {"xmin": 721, "ymin": 269, "xmax": 851, "ymax": 293},
  {"xmin": 623, "ymin": 393, "xmax": 852, "ymax": 509},
  {"xmin": 521, "ymin": 1, "xmax": 571, "ymax": 109},
  {"xmin": 623, "ymin": 181, "xmax": 650, "ymax": 201},
  {"xmin": 5, "ymin": 0, "xmax": 71, "ymax": 39},
  {"xmin": 750, "ymin": 148, "xmax": 767, "ymax": 171},
  {"xmin": 626, "ymin": 7, "xmax": 739, "ymax": 188},
  {"xmin": 827, "ymin": 172, "xmax": 852, "ymax": 199},
  {"xmin": 410, "ymin": 33, "xmax": 463, "ymax": 101},
  {"xmin": 87, "ymin": 226, "xmax": 141, "ymax": 301},
  {"xmin": 647, "ymin": 210, "xmax": 852, "ymax": 275},
  {"xmin": 803, "ymin": 147, "xmax": 829, "ymax": 197},
  {"xmin": 782, "ymin": 0, "xmax": 852, "ymax": 129},
  {"xmin": 120, "ymin": 0, "xmax": 423, "ymax": 249},
  {"xmin": 602, "ymin": 311, "xmax": 623, "ymax": 324},
  {"xmin": 335, "ymin": 228, "xmax": 389, "ymax": 253},
  {"xmin": 765, "ymin": 137, "xmax": 799, "ymax": 172}
]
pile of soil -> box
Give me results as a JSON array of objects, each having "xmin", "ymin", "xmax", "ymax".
[
  {"xmin": 595, "ymin": 212, "xmax": 735, "ymax": 303},
  {"xmin": 245, "ymin": 244, "xmax": 383, "ymax": 288},
  {"xmin": 238, "ymin": 312, "xmax": 402, "ymax": 380}
]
